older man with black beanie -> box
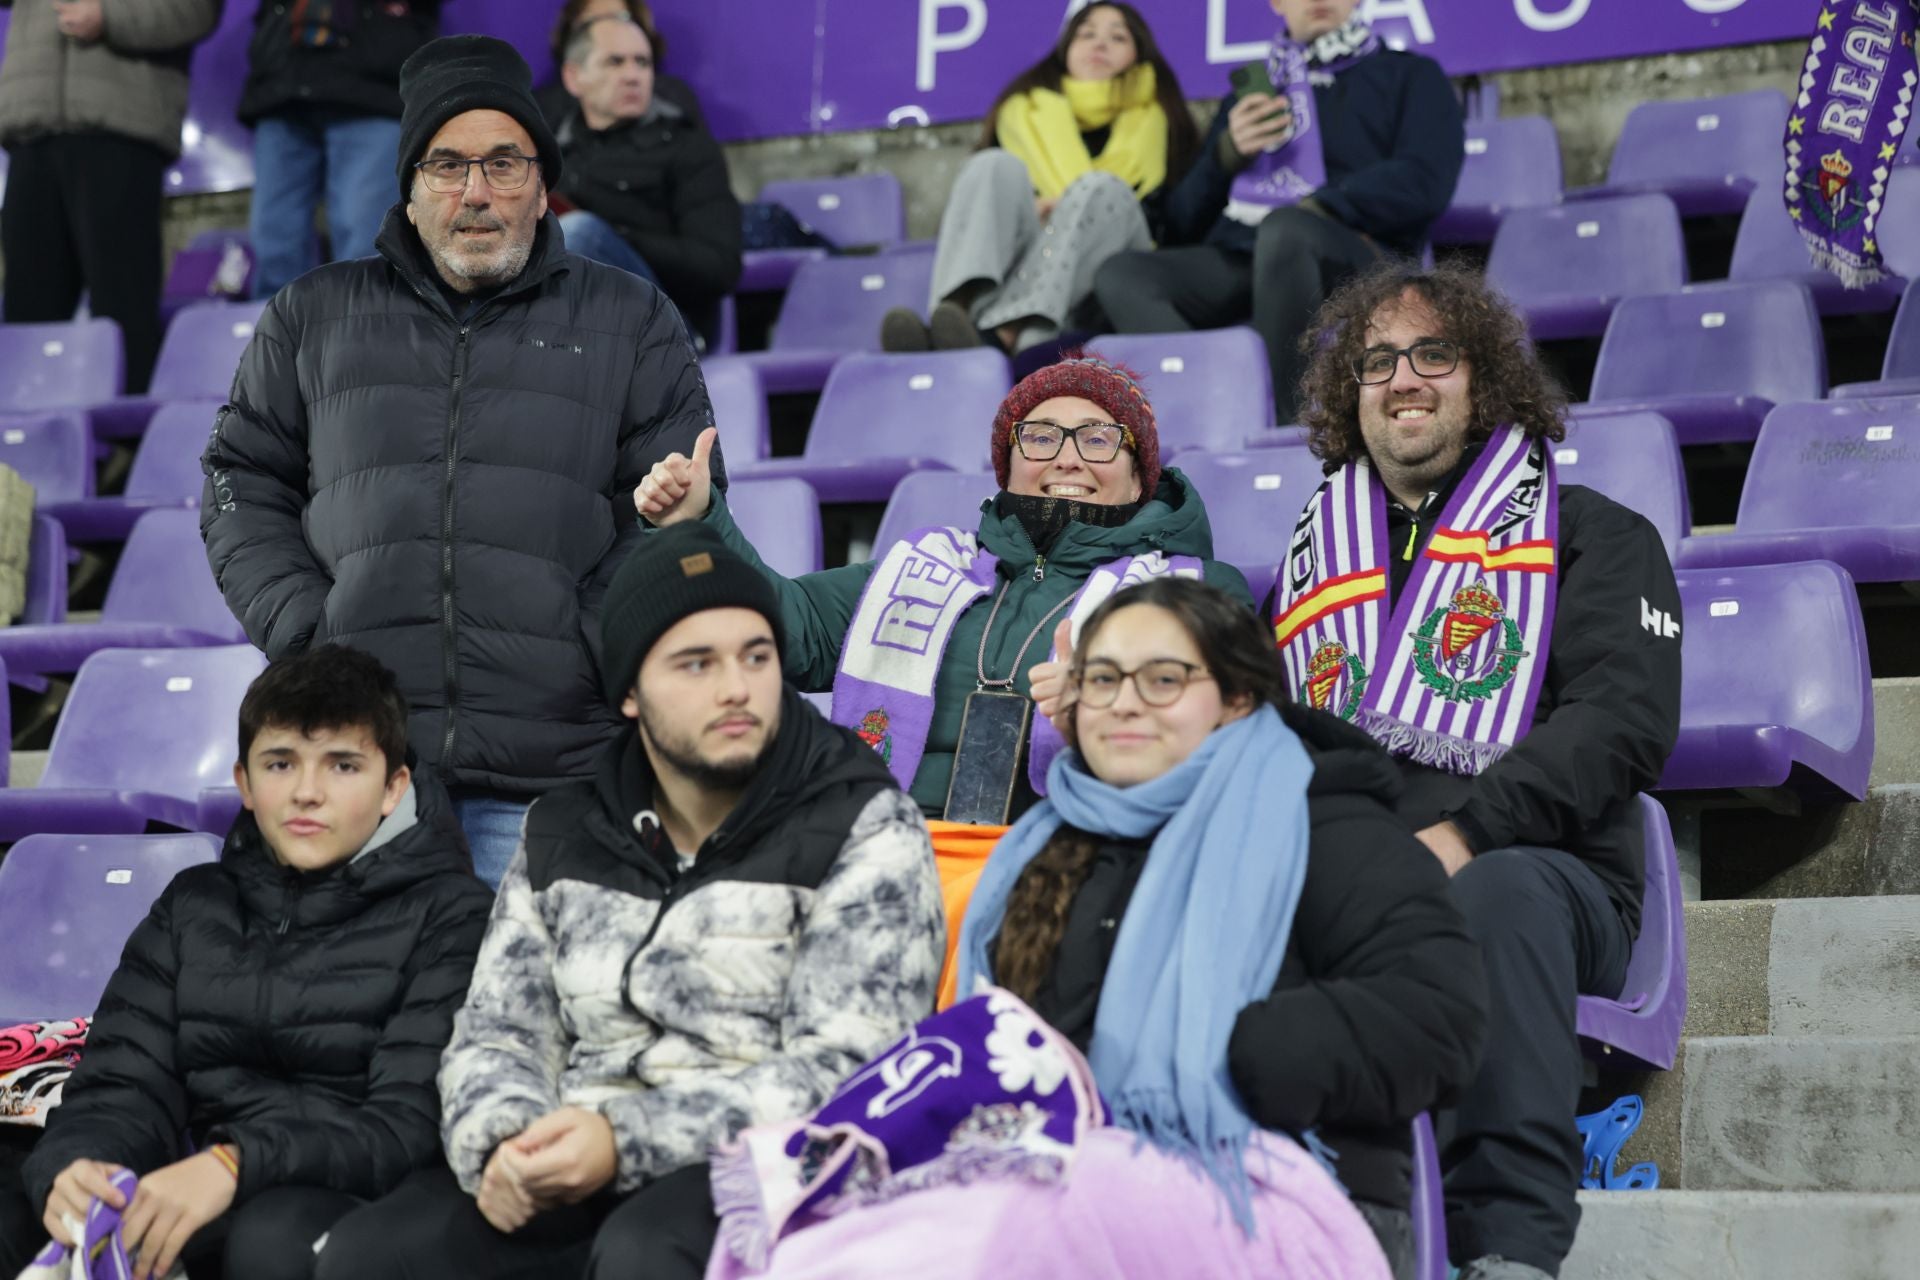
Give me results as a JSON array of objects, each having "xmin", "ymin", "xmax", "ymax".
[
  {"xmin": 314, "ymin": 523, "xmax": 943, "ymax": 1280},
  {"xmin": 202, "ymin": 34, "xmax": 726, "ymax": 889}
]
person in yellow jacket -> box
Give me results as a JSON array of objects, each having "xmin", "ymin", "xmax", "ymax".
[{"xmin": 880, "ymin": 3, "xmax": 1199, "ymax": 356}]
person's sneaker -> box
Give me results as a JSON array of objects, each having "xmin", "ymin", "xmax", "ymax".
[
  {"xmin": 880, "ymin": 307, "xmax": 932, "ymax": 352},
  {"xmin": 927, "ymin": 300, "xmax": 984, "ymax": 349},
  {"xmin": 1458, "ymin": 1257, "xmax": 1554, "ymax": 1280}
]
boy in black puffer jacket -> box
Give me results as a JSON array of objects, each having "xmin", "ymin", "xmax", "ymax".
[{"xmin": 7, "ymin": 647, "xmax": 493, "ymax": 1280}]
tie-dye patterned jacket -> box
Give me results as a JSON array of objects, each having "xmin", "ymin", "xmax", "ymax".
[{"xmin": 437, "ymin": 688, "xmax": 945, "ymax": 1194}]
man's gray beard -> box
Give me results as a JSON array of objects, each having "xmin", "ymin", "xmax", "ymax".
[{"xmin": 438, "ymin": 231, "xmax": 535, "ymax": 292}]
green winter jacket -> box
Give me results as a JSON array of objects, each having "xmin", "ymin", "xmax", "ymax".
[{"xmin": 698, "ymin": 467, "xmax": 1252, "ymax": 815}]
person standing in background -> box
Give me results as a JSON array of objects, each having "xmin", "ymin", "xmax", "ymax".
[
  {"xmin": 240, "ymin": 0, "xmax": 442, "ymax": 298},
  {"xmin": 0, "ymin": 0, "xmax": 222, "ymax": 393}
]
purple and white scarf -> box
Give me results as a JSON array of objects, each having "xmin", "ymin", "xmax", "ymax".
[
  {"xmin": 1785, "ymin": 0, "xmax": 1920, "ymax": 287},
  {"xmin": 1225, "ymin": 16, "xmax": 1382, "ymax": 227},
  {"xmin": 710, "ymin": 988, "xmax": 1106, "ymax": 1273},
  {"xmin": 831, "ymin": 528, "xmax": 1198, "ymax": 793},
  {"xmin": 1272, "ymin": 427, "xmax": 1559, "ymax": 776},
  {"xmin": 18, "ymin": 1167, "xmax": 140, "ymax": 1280}
]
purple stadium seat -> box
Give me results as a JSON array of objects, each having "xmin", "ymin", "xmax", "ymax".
[
  {"xmin": 706, "ymin": 293, "xmax": 739, "ymax": 357},
  {"xmin": 1577, "ymin": 89, "xmax": 1789, "ymax": 217},
  {"xmin": 871, "ymin": 470, "xmax": 999, "ymax": 552},
  {"xmin": 737, "ymin": 350, "xmax": 1008, "ymax": 502},
  {"xmin": 1174, "ymin": 447, "xmax": 1324, "ymax": 606},
  {"xmin": 161, "ymin": 229, "xmax": 254, "ymax": 325},
  {"xmin": 738, "ymin": 174, "xmax": 907, "ymax": 293},
  {"xmin": 0, "ymin": 833, "xmax": 222, "ymax": 1022},
  {"xmin": 23, "ymin": 515, "xmax": 69, "ymax": 628},
  {"xmin": 1578, "ymin": 795, "xmax": 1688, "ymax": 1072},
  {"xmin": 700, "ymin": 357, "xmax": 771, "ymax": 462},
  {"xmin": 1431, "ymin": 116, "xmax": 1563, "ymax": 246},
  {"xmin": 0, "ymin": 320, "xmax": 122, "ymax": 413},
  {"xmin": 1660, "ymin": 560, "xmax": 1873, "ymax": 800},
  {"xmin": 0, "ymin": 509, "xmax": 247, "ymax": 683},
  {"xmin": 91, "ymin": 301, "xmax": 265, "ymax": 440},
  {"xmin": 735, "ymin": 253, "xmax": 937, "ymax": 394},
  {"xmin": 725, "ymin": 477, "xmax": 824, "ymax": 576},
  {"xmin": 1730, "ymin": 187, "xmax": 1903, "ymax": 316},
  {"xmin": 42, "ymin": 400, "xmax": 218, "ymax": 544},
  {"xmin": 1556, "ymin": 410, "xmax": 1690, "ymax": 557},
  {"xmin": 1485, "ymin": 195, "xmax": 1686, "ymax": 341},
  {"xmin": 1831, "ymin": 278, "xmax": 1920, "ymax": 397},
  {"xmin": 1675, "ymin": 398, "xmax": 1920, "ymax": 583},
  {"xmin": 0, "ymin": 644, "xmax": 265, "ymax": 840},
  {"xmin": 1412, "ymin": 1113, "xmax": 1446, "ymax": 1280},
  {"xmin": 1087, "ymin": 328, "xmax": 1275, "ymax": 448},
  {"xmin": 0, "ymin": 410, "xmax": 92, "ymax": 502},
  {"xmin": 1585, "ymin": 281, "xmax": 1827, "ymax": 445}
]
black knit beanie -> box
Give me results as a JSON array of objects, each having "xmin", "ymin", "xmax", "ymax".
[
  {"xmin": 395, "ymin": 35, "xmax": 563, "ymax": 202},
  {"xmin": 601, "ymin": 523, "xmax": 787, "ymax": 704}
]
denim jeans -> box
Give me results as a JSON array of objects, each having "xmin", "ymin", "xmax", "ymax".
[
  {"xmin": 448, "ymin": 789, "xmax": 532, "ymax": 890},
  {"xmin": 250, "ymin": 112, "xmax": 404, "ymax": 298},
  {"xmin": 556, "ymin": 209, "xmax": 660, "ymax": 285}
]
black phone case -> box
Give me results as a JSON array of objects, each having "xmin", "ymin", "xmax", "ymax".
[{"xmin": 942, "ymin": 691, "xmax": 1034, "ymax": 826}]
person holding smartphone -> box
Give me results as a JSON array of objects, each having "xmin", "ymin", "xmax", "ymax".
[{"xmin": 1092, "ymin": 0, "xmax": 1464, "ymax": 423}]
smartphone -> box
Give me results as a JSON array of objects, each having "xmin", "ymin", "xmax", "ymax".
[
  {"xmin": 943, "ymin": 691, "xmax": 1034, "ymax": 826},
  {"xmin": 1230, "ymin": 61, "xmax": 1277, "ymax": 99}
]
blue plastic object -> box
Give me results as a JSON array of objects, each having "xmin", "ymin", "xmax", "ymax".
[{"xmin": 1576, "ymin": 1094, "xmax": 1660, "ymax": 1191}]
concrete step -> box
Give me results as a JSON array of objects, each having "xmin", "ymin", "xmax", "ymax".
[
  {"xmin": 1681, "ymin": 896, "xmax": 1920, "ymax": 1040},
  {"xmin": 1609, "ymin": 1036, "xmax": 1920, "ymax": 1193},
  {"xmin": 1702, "ymin": 784, "xmax": 1920, "ymax": 899},
  {"xmin": 1869, "ymin": 676, "xmax": 1920, "ymax": 790},
  {"xmin": 8, "ymin": 750, "xmax": 46, "ymax": 789},
  {"xmin": 1562, "ymin": 1189, "xmax": 1920, "ymax": 1279}
]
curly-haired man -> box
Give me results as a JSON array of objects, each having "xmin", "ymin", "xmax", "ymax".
[{"xmin": 1274, "ymin": 260, "xmax": 1683, "ymax": 1280}]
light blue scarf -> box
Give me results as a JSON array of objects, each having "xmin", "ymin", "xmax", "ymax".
[{"xmin": 956, "ymin": 705, "xmax": 1315, "ymax": 1229}]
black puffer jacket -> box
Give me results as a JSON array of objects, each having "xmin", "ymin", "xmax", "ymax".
[
  {"xmin": 1029, "ymin": 700, "xmax": 1488, "ymax": 1212},
  {"xmin": 555, "ymin": 99, "xmax": 743, "ymax": 322},
  {"xmin": 22, "ymin": 772, "xmax": 494, "ymax": 1214},
  {"xmin": 202, "ymin": 209, "xmax": 722, "ymax": 793},
  {"xmin": 239, "ymin": 1, "xmax": 441, "ymax": 124}
]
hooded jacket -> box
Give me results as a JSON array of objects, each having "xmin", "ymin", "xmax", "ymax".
[
  {"xmin": 201, "ymin": 209, "xmax": 721, "ymax": 794},
  {"xmin": 694, "ymin": 468, "xmax": 1252, "ymax": 814},
  {"xmin": 437, "ymin": 689, "xmax": 945, "ymax": 1194},
  {"xmin": 22, "ymin": 771, "xmax": 494, "ymax": 1214},
  {"xmin": 0, "ymin": 0, "xmax": 220, "ymax": 158},
  {"xmin": 1029, "ymin": 700, "xmax": 1488, "ymax": 1212}
]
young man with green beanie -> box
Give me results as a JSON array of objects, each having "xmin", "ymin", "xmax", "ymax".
[
  {"xmin": 637, "ymin": 353, "xmax": 1250, "ymax": 1002},
  {"xmin": 314, "ymin": 523, "xmax": 944, "ymax": 1280},
  {"xmin": 202, "ymin": 34, "xmax": 722, "ymax": 890}
]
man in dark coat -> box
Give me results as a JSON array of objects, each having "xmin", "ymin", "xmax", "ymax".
[
  {"xmin": 201, "ymin": 34, "xmax": 724, "ymax": 887},
  {"xmin": 551, "ymin": 13, "xmax": 742, "ymax": 344},
  {"xmin": 4, "ymin": 646, "xmax": 494, "ymax": 1280},
  {"xmin": 1093, "ymin": 0, "xmax": 1463, "ymax": 423},
  {"xmin": 1277, "ymin": 260, "xmax": 1682, "ymax": 1280},
  {"xmin": 240, "ymin": 0, "xmax": 442, "ymax": 297}
]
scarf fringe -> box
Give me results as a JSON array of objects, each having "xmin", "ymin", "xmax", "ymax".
[
  {"xmin": 1354, "ymin": 708, "xmax": 1511, "ymax": 778},
  {"xmin": 711, "ymin": 1140, "xmax": 775, "ymax": 1272},
  {"xmin": 1803, "ymin": 241, "xmax": 1892, "ymax": 290},
  {"xmin": 1110, "ymin": 1088, "xmax": 1261, "ymax": 1237}
]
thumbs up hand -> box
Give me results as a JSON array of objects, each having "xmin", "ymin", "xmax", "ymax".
[
  {"xmin": 1026, "ymin": 616, "xmax": 1078, "ymax": 737},
  {"xmin": 635, "ymin": 426, "xmax": 717, "ymax": 527}
]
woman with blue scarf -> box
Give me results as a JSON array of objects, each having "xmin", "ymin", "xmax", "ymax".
[{"xmin": 708, "ymin": 579, "xmax": 1486, "ymax": 1279}]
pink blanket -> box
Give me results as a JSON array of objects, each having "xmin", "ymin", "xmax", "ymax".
[{"xmin": 705, "ymin": 1129, "xmax": 1390, "ymax": 1280}]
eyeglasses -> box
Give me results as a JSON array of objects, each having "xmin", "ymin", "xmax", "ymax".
[
  {"xmin": 1012, "ymin": 420, "xmax": 1135, "ymax": 464},
  {"xmin": 413, "ymin": 154, "xmax": 540, "ymax": 195},
  {"xmin": 1072, "ymin": 659, "xmax": 1214, "ymax": 709},
  {"xmin": 1353, "ymin": 340, "xmax": 1462, "ymax": 385}
]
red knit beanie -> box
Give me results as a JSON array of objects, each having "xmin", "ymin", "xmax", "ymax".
[{"xmin": 990, "ymin": 353, "xmax": 1162, "ymax": 501}]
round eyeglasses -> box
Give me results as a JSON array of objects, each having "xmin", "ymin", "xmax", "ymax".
[
  {"xmin": 1353, "ymin": 340, "xmax": 1462, "ymax": 385},
  {"xmin": 1012, "ymin": 420, "xmax": 1135, "ymax": 464},
  {"xmin": 1072, "ymin": 659, "xmax": 1214, "ymax": 709},
  {"xmin": 414, "ymin": 154, "xmax": 539, "ymax": 195}
]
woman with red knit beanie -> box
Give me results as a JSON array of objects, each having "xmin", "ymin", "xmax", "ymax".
[{"xmin": 636, "ymin": 353, "xmax": 1251, "ymax": 1001}]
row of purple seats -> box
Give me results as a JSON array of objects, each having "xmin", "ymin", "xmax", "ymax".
[
  {"xmin": 42, "ymin": 400, "xmax": 217, "ymax": 544},
  {"xmin": 92, "ymin": 300, "xmax": 263, "ymax": 441},
  {"xmin": 731, "ymin": 249, "xmax": 936, "ymax": 395},
  {"xmin": 1833, "ymin": 279, "xmax": 1920, "ymax": 399},
  {"xmin": 738, "ymin": 173, "xmax": 907, "ymax": 294}
]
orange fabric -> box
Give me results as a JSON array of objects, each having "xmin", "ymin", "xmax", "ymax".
[{"xmin": 928, "ymin": 820, "xmax": 1009, "ymax": 1009}]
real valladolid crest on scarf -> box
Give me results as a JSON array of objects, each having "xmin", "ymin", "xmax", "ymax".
[{"xmin": 1786, "ymin": 0, "xmax": 1920, "ymax": 287}]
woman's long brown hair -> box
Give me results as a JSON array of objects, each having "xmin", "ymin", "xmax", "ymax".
[
  {"xmin": 992, "ymin": 579, "xmax": 1287, "ymax": 1002},
  {"xmin": 977, "ymin": 3, "xmax": 1200, "ymax": 188}
]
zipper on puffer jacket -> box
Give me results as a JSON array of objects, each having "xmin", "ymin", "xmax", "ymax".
[{"xmin": 439, "ymin": 326, "xmax": 471, "ymax": 764}]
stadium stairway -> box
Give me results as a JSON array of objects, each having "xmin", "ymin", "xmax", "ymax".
[{"xmin": 1563, "ymin": 675, "xmax": 1920, "ymax": 1277}]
